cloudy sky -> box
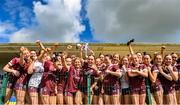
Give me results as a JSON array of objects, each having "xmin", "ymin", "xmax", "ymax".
[{"xmin": 0, "ymin": 0, "xmax": 180, "ymax": 43}]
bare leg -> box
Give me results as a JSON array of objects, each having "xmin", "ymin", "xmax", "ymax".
[
  {"xmin": 4, "ymin": 88, "xmax": 13, "ymax": 104},
  {"xmin": 57, "ymin": 93, "xmax": 63, "ymax": 105},
  {"xmin": 131, "ymin": 94, "xmax": 139, "ymax": 105},
  {"xmin": 15, "ymin": 89, "xmax": 26, "ymax": 105},
  {"xmin": 124, "ymin": 94, "xmax": 131, "ymax": 104},
  {"xmin": 111, "ymin": 94, "xmax": 120, "ymax": 105},
  {"xmin": 65, "ymin": 96, "xmax": 73, "ymax": 105},
  {"xmin": 84, "ymin": 94, "xmax": 93, "ymax": 104},
  {"xmin": 98, "ymin": 94, "xmax": 104, "ymax": 105},
  {"xmin": 103, "ymin": 95, "xmax": 110, "ymax": 105},
  {"xmin": 92, "ymin": 95, "xmax": 99, "ymax": 104},
  {"xmin": 153, "ymin": 90, "xmax": 163, "ymax": 105},
  {"xmin": 75, "ymin": 91, "xmax": 83, "ymax": 105},
  {"xmin": 139, "ymin": 93, "xmax": 146, "ymax": 105},
  {"xmin": 49, "ymin": 96, "xmax": 56, "ymax": 105},
  {"xmin": 173, "ymin": 91, "xmax": 177, "ymax": 105},
  {"xmin": 29, "ymin": 92, "xmax": 38, "ymax": 105},
  {"xmin": 164, "ymin": 93, "xmax": 176, "ymax": 105},
  {"xmin": 25, "ymin": 91, "xmax": 31, "ymax": 104},
  {"xmin": 41, "ymin": 95, "xmax": 49, "ymax": 105},
  {"xmin": 38, "ymin": 94, "xmax": 43, "ymax": 104},
  {"xmin": 176, "ymin": 90, "xmax": 180, "ymax": 105}
]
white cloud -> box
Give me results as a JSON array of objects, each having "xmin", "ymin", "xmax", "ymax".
[
  {"xmin": 0, "ymin": 22, "xmax": 17, "ymax": 35},
  {"xmin": 0, "ymin": 24, "xmax": 7, "ymax": 34},
  {"xmin": 9, "ymin": 0, "xmax": 85, "ymax": 42},
  {"xmin": 87, "ymin": 0, "xmax": 180, "ymax": 43},
  {"xmin": 0, "ymin": 22, "xmax": 16, "ymax": 41}
]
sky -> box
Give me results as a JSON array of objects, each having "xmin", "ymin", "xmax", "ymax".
[{"xmin": 0, "ymin": 0, "xmax": 180, "ymax": 43}]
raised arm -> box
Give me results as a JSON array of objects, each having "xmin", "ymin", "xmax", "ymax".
[
  {"xmin": 88, "ymin": 49, "xmax": 95, "ymax": 56},
  {"xmin": 19, "ymin": 46, "xmax": 26, "ymax": 67},
  {"xmin": 77, "ymin": 44, "xmax": 85, "ymax": 63},
  {"xmin": 61, "ymin": 54, "xmax": 68, "ymax": 70},
  {"xmin": 160, "ymin": 46, "xmax": 166, "ymax": 58},
  {"xmin": 35, "ymin": 40, "xmax": 47, "ymax": 62},
  {"xmin": 37, "ymin": 50, "xmax": 46, "ymax": 62},
  {"xmin": 49, "ymin": 42, "xmax": 59, "ymax": 56},
  {"xmin": 36, "ymin": 40, "xmax": 46, "ymax": 51},
  {"xmin": 127, "ymin": 39, "xmax": 135, "ymax": 55}
]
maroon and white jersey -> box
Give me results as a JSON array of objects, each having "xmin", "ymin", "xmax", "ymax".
[
  {"xmin": 175, "ymin": 64, "xmax": 180, "ymax": 90},
  {"xmin": 129, "ymin": 64, "xmax": 146, "ymax": 89},
  {"xmin": 120, "ymin": 65, "xmax": 130, "ymax": 89},
  {"xmin": 158, "ymin": 66, "xmax": 177, "ymax": 94},
  {"xmin": 28, "ymin": 61, "xmax": 44, "ymax": 88},
  {"xmin": 103, "ymin": 64, "xmax": 121, "ymax": 89},
  {"xmin": 73, "ymin": 68, "xmax": 81, "ymax": 88},
  {"xmin": 64, "ymin": 66, "xmax": 79, "ymax": 93},
  {"xmin": 40, "ymin": 60, "xmax": 56, "ymax": 92},
  {"xmin": 56, "ymin": 67, "xmax": 66, "ymax": 93},
  {"xmin": 150, "ymin": 65, "xmax": 162, "ymax": 90},
  {"xmin": 79, "ymin": 62, "xmax": 99, "ymax": 93},
  {"xmin": 8, "ymin": 57, "xmax": 29, "ymax": 85}
]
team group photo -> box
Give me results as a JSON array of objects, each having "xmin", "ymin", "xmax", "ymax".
[{"xmin": 0, "ymin": 0, "xmax": 180, "ymax": 105}]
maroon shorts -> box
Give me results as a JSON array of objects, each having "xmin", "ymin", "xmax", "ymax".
[
  {"xmin": 103, "ymin": 86, "xmax": 120, "ymax": 95},
  {"xmin": 28, "ymin": 86, "xmax": 38, "ymax": 93},
  {"xmin": 130, "ymin": 87, "xmax": 146, "ymax": 95},
  {"xmin": 163, "ymin": 86, "xmax": 175, "ymax": 95},
  {"xmin": 14, "ymin": 83, "xmax": 27, "ymax": 90},
  {"xmin": 64, "ymin": 91, "xmax": 76, "ymax": 97},
  {"xmin": 79, "ymin": 86, "xmax": 88, "ymax": 95},
  {"xmin": 151, "ymin": 84, "xmax": 162, "ymax": 93},
  {"xmin": 40, "ymin": 87, "xmax": 56, "ymax": 96},
  {"xmin": 93, "ymin": 88, "xmax": 101, "ymax": 96},
  {"xmin": 57, "ymin": 84, "xmax": 64, "ymax": 94},
  {"xmin": 6, "ymin": 82, "xmax": 15, "ymax": 89},
  {"xmin": 6, "ymin": 76, "xmax": 17, "ymax": 89}
]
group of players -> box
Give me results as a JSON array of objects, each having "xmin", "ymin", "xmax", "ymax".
[{"xmin": 2, "ymin": 40, "xmax": 180, "ymax": 105}]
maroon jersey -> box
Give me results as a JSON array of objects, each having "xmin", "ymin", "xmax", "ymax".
[
  {"xmin": 175, "ymin": 64, "xmax": 180, "ymax": 90},
  {"xmin": 150, "ymin": 65, "xmax": 162, "ymax": 92},
  {"xmin": 103, "ymin": 64, "xmax": 120, "ymax": 88},
  {"xmin": 73, "ymin": 68, "xmax": 81, "ymax": 88},
  {"xmin": 64, "ymin": 66, "xmax": 78, "ymax": 93},
  {"xmin": 79, "ymin": 63, "xmax": 99, "ymax": 93},
  {"xmin": 8, "ymin": 58, "xmax": 21, "ymax": 82},
  {"xmin": 159, "ymin": 66, "xmax": 177, "ymax": 94},
  {"xmin": 8, "ymin": 57, "xmax": 29, "ymax": 85},
  {"xmin": 41, "ymin": 60, "xmax": 56, "ymax": 92},
  {"xmin": 93, "ymin": 64, "xmax": 106, "ymax": 95},
  {"xmin": 129, "ymin": 64, "xmax": 146, "ymax": 89},
  {"xmin": 56, "ymin": 67, "xmax": 66, "ymax": 94}
]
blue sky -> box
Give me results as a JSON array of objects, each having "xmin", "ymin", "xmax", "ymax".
[
  {"xmin": 0, "ymin": 0, "xmax": 92, "ymax": 42},
  {"xmin": 79, "ymin": 0, "xmax": 96, "ymax": 42},
  {"xmin": 0, "ymin": 0, "xmax": 94, "ymax": 43},
  {"xmin": 0, "ymin": 0, "xmax": 180, "ymax": 43}
]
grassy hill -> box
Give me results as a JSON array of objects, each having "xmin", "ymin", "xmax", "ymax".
[{"xmin": 0, "ymin": 43, "xmax": 180, "ymax": 67}]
